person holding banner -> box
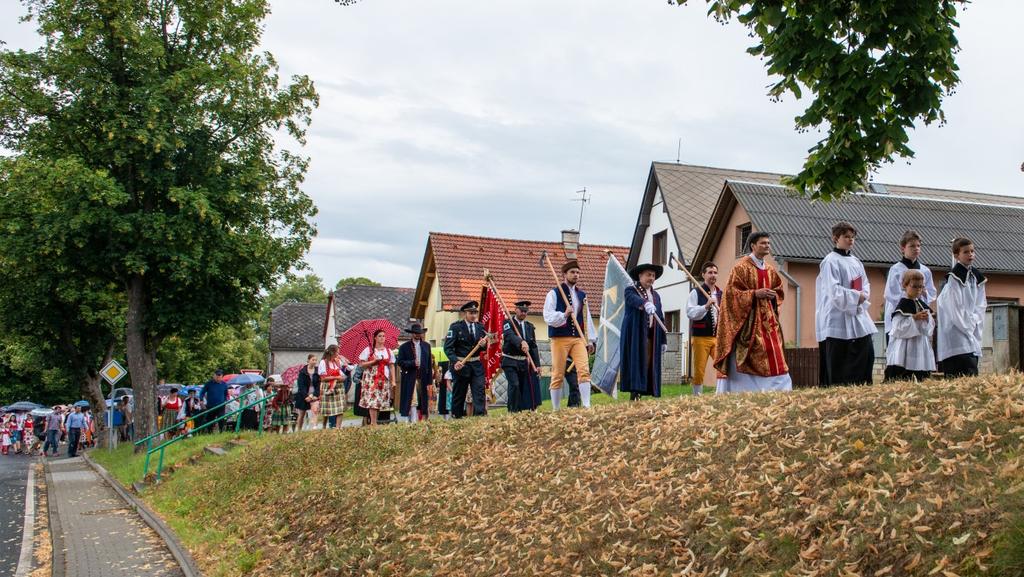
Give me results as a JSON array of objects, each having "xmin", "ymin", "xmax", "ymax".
[
  {"xmin": 619, "ymin": 263, "xmax": 667, "ymax": 400},
  {"xmin": 542, "ymin": 260, "xmax": 597, "ymax": 410},
  {"xmin": 501, "ymin": 300, "xmax": 540, "ymax": 412},
  {"xmin": 714, "ymin": 232, "xmax": 793, "ymax": 393},
  {"xmin": 444, "ymin": 301, "xmax": 489, "ymax": 418},
  {"xmin": 686, "ymin": 261, "xmax": 722, "ymax": 395}
]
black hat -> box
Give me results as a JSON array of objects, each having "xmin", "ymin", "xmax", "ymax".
[
  {"xmin": 405, "ymin": 322, "xmax": 427, "ymax": 334},
  {"xmin": 459, "ymin": 301, "xmax": 479, "ymax": 312},
  {"xmin": 514, "ymin": 300, "xmax": 531, "ymax": 309},
  {"xmin": 561, "ymin": 260, "xmax": 581, "ymax": 274},
  {"xmin": 629, "ymin": 263, "xmax": 664, "ymax": 281},
  {"xmin": 214, "ymin": 369, "xmax": 224, "ymax": 376}
]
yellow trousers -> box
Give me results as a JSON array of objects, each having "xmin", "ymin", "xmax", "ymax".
[
  {"xmin": 691, "ymin": 335, "xmax": 717, "ymax": 387},
  {"xmin": 549, "ymin": 337, "xmax": 591, "ymax": 390}
]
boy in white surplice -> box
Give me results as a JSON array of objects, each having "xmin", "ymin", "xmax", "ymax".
[
  {"xmin": 937, "ymin": 237, "xmax": 987, "ymax": 378},
  {"xmin": 884, "ymin": 269, "xmax": 936, "ymax": 382},
  {"xmin": 883, "ymin": 230, "xmax": 937, "ymax": 344},
  {"xmin": 815, "ymin": 221, "xmax": 877, "ymax": 386}
]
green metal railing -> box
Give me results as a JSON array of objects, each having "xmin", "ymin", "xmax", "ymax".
[
  {"xmin": 133, "ymin": 387, "xmax": 260, "ymax": 451},
  {"xmin": 140, "ymin": 390, "xmax": 270, "ymax": 482}
]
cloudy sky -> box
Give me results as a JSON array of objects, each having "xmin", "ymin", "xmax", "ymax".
[{"xmin": 3, "ymin": 1, "xmax": 1022, "ymax": 289}]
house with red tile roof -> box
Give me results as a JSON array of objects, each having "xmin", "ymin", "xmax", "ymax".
[{"xmin": 411, "ymin": 231, "xmax": 629, "ymax": 349}]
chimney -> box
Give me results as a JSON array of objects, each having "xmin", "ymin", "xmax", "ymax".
[{"xmin": 561, "ymin": 229, "xmax": 579, "ymax": 260}]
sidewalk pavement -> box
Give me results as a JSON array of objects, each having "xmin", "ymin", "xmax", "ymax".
[{"xmin": 45, "ymin": 457, "xmax": 183, "ymax": 577}]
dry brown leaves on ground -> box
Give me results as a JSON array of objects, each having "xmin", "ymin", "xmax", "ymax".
[{"xmin": 148, "ymin": 375, "xmax": 1024, "ymax": 576}]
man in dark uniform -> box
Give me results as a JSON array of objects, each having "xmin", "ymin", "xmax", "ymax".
[
  {"xmin": 444, "ymin": 301, "xmax": 489, "ymax": 418},
  {"xmin": 501, "ymin": 300, "xmax": 540, "ymax": 413}
]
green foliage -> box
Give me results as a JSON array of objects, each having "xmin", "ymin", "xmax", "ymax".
[
  {"xmin": 158, "ymin": 323, "xmax": 264, "ymax": 384},
  {"xmin": 1, "ymin": 0, "xmax": 320, "ymax": 436},
  {"xmin": 673, "ymin": 0, "xmax": 963, "ymax": 199},
  {"xmin": 335, "ymin": 276, "xmax": 381, "ymax": 290},
  {"xmin": 253, "ymin": 273, "xmax": 328, "ymax": 359}
]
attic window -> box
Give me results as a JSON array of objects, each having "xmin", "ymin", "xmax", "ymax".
[
  {"xmin": 736, "ymin": 223, "xmax": 752, "ymax": 257},
  {"xmin": 652, "ymin": 230, "xmax": 667, "ymax": 266}
]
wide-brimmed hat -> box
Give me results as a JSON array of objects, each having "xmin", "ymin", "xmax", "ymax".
[
  {"xmin": 459, "ymin": 301, "xmax": 479, "ymax": 312},
  {"xmin": 561, "ymin": 260, "xmax": 581, "ymax": 274},
  {"xmin": 405, "ymin": 322, "xmax": 427, "ymax": 335},
  {"xmin": 629, "ymin": 263, "xmax": 664, "ymax": 281}
]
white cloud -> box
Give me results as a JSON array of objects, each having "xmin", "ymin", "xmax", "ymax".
[{"xmin": 4, "ymin": 0, "xmax": 1021, "ymax": 291}]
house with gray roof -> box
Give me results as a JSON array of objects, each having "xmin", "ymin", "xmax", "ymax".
[
  {"xmin": 268, "ymin": 302, "xmax": 328, "ymax": 374},
  {"xmin": 324, "ymin": 285, "xmax": 416, "ymax": 346}
]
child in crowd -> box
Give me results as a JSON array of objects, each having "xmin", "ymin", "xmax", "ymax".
[
  {"xmin": 884, "ymin": 230, "xmax": 937, "ymax": 343},
  {"xmin": 1, "ymin": 417, "xmax": 11, "ymax": 455},
  {"xmin": 884, "ymin": 270, "xmax": 936, "ymax": 382},
  {"xmin": 937, "ymin": 237, "xmax": 987, "ymax": 378}
]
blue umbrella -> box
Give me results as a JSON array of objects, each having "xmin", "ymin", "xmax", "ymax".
[
  {"xmin": 226, "ymin": 373, "xmax": 264, "ymax": 386},
  {"xmin": 7, "ymin": 401, "xmax": 44, "ymax": 411},
  {"xmin": 73, "ymin": 400, "xmax": 91, "ymax": 408}
]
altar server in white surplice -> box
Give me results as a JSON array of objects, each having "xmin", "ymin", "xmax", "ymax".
[
  {"xmin": 884, "ymin": 269, "xmax": 936, "ymax": 382},
  {"xmin": 937, "ymin": 237, "xmax": 987, "ymax": 378},
  {"xmin": 883, "ymin": 230, "xmax": 937, "ymax": 341},
  {"xmin": 815, "ymin": 221, "xmax": 877, "ymax": 387}
]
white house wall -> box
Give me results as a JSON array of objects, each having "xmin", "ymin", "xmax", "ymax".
[{"xmin": 636, "ymin": 185, "xmax": 693, "ymax": 379}]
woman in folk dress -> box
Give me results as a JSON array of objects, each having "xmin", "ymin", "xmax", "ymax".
[
  {"xmin": 358, "ymin": 329, "xmax": 396, "ymax": 426},
  {"xmin": 318, "ymin": 345, "xmax": 348, "ymax": 429}
]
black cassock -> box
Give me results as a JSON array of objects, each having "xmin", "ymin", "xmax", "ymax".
[
  {"xmin": 396, "ymin": 340, "xmax": 433, "ymax": 417},
  {"xmin": 501, "ymin": 317, "xmax": 541, "ymax": 411}
]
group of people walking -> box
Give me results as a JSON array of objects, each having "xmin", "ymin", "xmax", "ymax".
[
  {"xmin": 680, "ymin": 224, "xmax": 986, "ymax": 395},
  {"xmin": 1, "ymin": 405, "xmax": 92, "ymax": 458}
]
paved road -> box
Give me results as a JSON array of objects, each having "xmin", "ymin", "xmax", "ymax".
[{"xmin": 0, "ymin": 455, "xmax": 32, "ymax": 577}]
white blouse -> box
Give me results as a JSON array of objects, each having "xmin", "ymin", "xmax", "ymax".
[{"xmin": 359, "ymin": 347, "xmax": 394, "ymax": 379}]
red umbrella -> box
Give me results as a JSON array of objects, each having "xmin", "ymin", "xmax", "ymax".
[
  {"xmin": 281, "ymin": 364, "xmax": 305, "ymax": 386},
  {"xmin": 338, "ymin": 319, "xmax": 401, "ymax": 362}
]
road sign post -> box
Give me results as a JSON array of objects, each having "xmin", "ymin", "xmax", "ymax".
[{"xmin": 100, "ymin": 360, "xmax": 128, "ymax": 450}]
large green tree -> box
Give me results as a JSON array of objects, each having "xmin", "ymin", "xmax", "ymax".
[
  {"xmin": 0, "ymin": 0, "xmax": 318, "ymax": 445},
  {"xmin": 673, "ymin": 0, "xmax": 962, "ymax": 198}
]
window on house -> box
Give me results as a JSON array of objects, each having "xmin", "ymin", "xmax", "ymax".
[
  {"xmin": 664, "ymin": 310, "xmax": 680, "ymax": 333},
  {"xmin": 652, "ymin": 230, "xmax": 667, "ymax": 266},
  {"xmin": 736, "ymin": 223, "xmax": 752, "ymax": 257}
]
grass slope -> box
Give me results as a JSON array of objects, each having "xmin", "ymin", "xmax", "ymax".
[{"xmin": 133, "ymin": 376, "xmax": 1024, "ymax": 576}]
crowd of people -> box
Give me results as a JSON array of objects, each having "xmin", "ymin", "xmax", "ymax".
[{"xmin": 2, "ymin": 404, "xmax": 97, "ymax": 458}]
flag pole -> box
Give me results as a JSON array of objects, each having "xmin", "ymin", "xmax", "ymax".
[
  {"xmin": 539, "ymin": 251, "xmax": 588, "ymax": 342},
  {"xmin": 669, "ymin": 253, "xmax": 712, "ymax": 300},
  {"xmin": 483, "ymin": 270, "xmax": 539, "ymax": 374},
  {"xmin": 605, "ymin": 250, "xmax": 669, "ymax": 333}
]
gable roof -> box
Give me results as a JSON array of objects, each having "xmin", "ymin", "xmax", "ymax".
[
  {"xmin": 412, "ymin": 232, "xmax": 629, "ymax": 318},
  {"xmin": 269, "ymin": 302, "xmax": 328, "ymax": 351},
  {"xmin": 330, "ymin": 285, "xmax": 415, "ymax": 334},
  {"xmin": 694, "ymin": 180, "xmax": 1024, "ymax": 273},
  {"xmin": 628, "ymin": 161, "xmax": 1024, "ymax": 269}
]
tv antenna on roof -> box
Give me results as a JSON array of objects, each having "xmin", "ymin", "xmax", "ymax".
[
  {"xmin": 676, "ymin": 137, "xmax": 682, "ymax": 164},
  {"xmin": 573, "ymin": 188, "xmax": 590, "ymax": 234}
]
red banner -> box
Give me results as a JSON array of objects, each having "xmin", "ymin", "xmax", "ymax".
[{"xmin": 479, "ymin": 285, "xmax": 505, "ymax": 382}]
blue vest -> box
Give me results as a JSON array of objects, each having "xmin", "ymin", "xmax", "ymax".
[
  {"xmin": 548, "ymin": 283, "xmax": 587, "ymax": 338},
  {"xmin": 690, "ymin": 284, "xmax": 721, "ymax": 337}
]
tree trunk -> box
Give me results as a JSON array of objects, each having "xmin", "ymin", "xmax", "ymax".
[
  {"xmin": 81, "ymin": 346, "xmax": 113, "ymax": 448},
  {"xmin": 126, "ymin": 274, "xmax": 159, "ymax": 453}
]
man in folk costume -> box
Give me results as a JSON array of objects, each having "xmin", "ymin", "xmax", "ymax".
[
  {"xmin": 501, "ymin": 300, "xmax": 540, "ymax": 413},
  {"xmin": 686, "ymin": 261, "xmax": 722, "ymax": 395},
  {"xmin": 937, "ymin": 237, "xmax": 987, "ymax": 378},
  {"xmin": 542, "ymin": 260, "xmax": 597, "ymax": 410},
  {"xmin": 714, "ymin": 231, "xmax": 793, "ymax": 393},
  {"xmin": 815, "ymin": 221, "xmax": 877, "ymax": 386},
  {"xmin": 620, "ymin": 263, "xmax": 667, "ymax": 400},
  {"xmin": 444, "ymin": 301, "xmax": 489, "ymax": 418},
  {"xmin": 396, "ymin": 323, "xmax": 434, "ymax": 422}
]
